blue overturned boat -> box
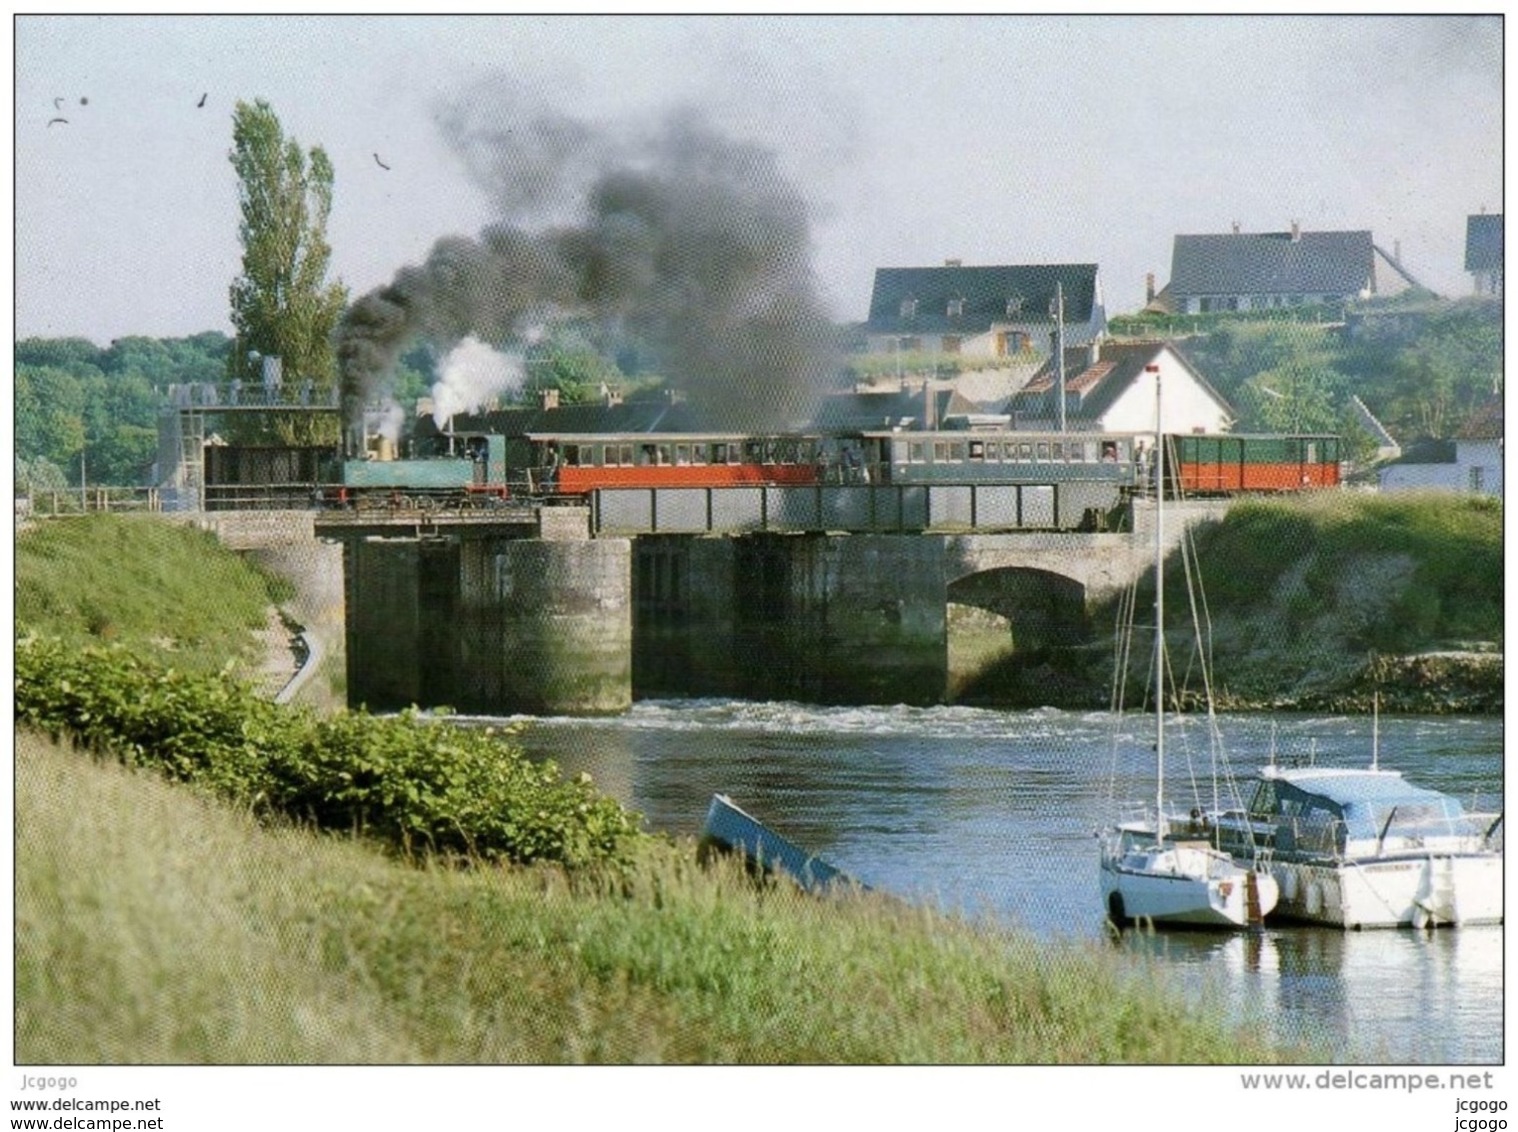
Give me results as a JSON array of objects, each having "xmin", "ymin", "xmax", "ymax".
[{"xmin": 699, "ymin": 794, "xmax": 861, "ymax": 892}]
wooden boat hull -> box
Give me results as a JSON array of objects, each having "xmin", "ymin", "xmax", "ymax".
[{"xmin": 699, "ymin": 794, "xmax": 856, "ymax": 892}]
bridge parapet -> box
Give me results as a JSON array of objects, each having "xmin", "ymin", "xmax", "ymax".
[{"xmin": 591, "ymin": 482, "xmax": 1125, "ymax": 536}]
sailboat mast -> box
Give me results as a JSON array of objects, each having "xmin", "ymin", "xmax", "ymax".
[{"xmin": 1148, "ymin": 362, "xmax": 1164, "ymax": 834}]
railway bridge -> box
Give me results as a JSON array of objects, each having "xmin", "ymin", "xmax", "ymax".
[{"xmin": 306, "ymin": 493, "xmax": 1230, "ymax": 715}]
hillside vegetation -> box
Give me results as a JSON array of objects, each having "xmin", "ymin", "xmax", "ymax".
[
  {"xmin": 15, "ymin": 515, "xmax": 293, "ymax": 676},
  {"xmin": 16, "ymin": 731, "xmax": 1298, "ymax": 1063},
  {"xmin": 1107, "ymin": 492, "xmax": 1502, "ymax": 714}
]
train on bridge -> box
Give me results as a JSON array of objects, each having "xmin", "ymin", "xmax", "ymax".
[{"xmin": 309, "ymin": 426, "xmax": 1342, "ymax": 530}]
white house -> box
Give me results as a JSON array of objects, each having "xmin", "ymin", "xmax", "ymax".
[
  {"xmin": 1009, "ymin": 340, "xmax": 1234, "ymax": 435},
  {"xmin": 1379, "ymin": 399, "xmax": 1503, "ymax": 497},
  {"xmin": 862, "ymin": 261, "xmax": 1106, "ymax": 359}
]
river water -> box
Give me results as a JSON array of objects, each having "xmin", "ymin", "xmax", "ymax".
[{"xmin": 491, "ymin": 700, "xmax": 1502, "ymax": 1064}]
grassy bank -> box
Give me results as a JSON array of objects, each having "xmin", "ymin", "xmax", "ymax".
[
  {"xmin": 992, "ymin": 492, "xmax": 1503, "ymax": 713},
  {"xmin": 16, "ymin": 515, "xmax": 292, "ymax": 677},
  {"xmin": 16, "ymin": 731, "xmax": 1297, "ymax": 1064},
  {"xmin": 1180, "ymin": 492, "xmax": 1502, "ymax": 711}
]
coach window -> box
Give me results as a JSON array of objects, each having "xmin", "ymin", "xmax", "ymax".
[
  {"xmin": 675, "ymin": 444, "xmax": 691, "ymax": 465},
  {"xmin": 1036, "ymin": 442, "xmax": 1050, "ymax": 460},
  {"xmin": 909, "ymin": 442, "xmax": 926, "ymax": 464},
  {"xmin": 933, "ymin": 441, "xmax": 949, "ymax": 463},
  {"xmin": 968, "ymin": 440, "xmax": 985, "ymax": 461},
  {"xmin": 693, "ymin": 444, "xmax": 708, "ymax": 465},
  {"xmin": 1051, "ymin": 442, "xmax": 1064, "ymax": 460},
  {"xmin": 949, "ymin": 442, "xmax": 967, "ymax": 462},
  {"xmin": 712, "ymin": 442, "xmax": 730, "ymax": 464}
]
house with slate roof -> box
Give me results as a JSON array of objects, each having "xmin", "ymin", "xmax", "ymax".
[
  {"xmin": 863, "ymin": 261, "xmax": 1106, "ymax": 359},
  {"xmin": 1161, "ymin": 224, "xmax": 1423, "ymax": 315},
  {"xmin": 1465, "ymin": 213, "xmax": 1502, "ymax": 297},
  {"xmin": 1379, "ymin": 397, "xmax": 1503, "ymax": 497},
  {"xmin": 1009, "ymin": 340, "xmax": 1233, "ymax": 435}
]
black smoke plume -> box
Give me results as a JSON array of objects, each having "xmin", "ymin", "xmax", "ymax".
[{"xmin": 337, "ymin": 95, "xmax": 838, "ymax": 441}]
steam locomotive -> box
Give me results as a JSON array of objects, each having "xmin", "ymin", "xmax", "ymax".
[{"xmin": 316, "ymin": 425, "xmax": 1342, "ymax": 523}]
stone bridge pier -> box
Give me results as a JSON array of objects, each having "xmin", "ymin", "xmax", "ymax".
[{"xmin": 324, "ymin": 498, "xmax": 1229, "ymax": 714}]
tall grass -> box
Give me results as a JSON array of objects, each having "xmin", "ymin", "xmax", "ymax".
[
  {"xmin": 16, "ymin": 515, "xmax": 292, "ymax": 674},
  {"xmin": 16, "ymin": 732, "xmax": 1299, "ymax": 1064},
  {"xmin": 1188, "ymin": 492, "xmax": 1502, "ymax": 651}
]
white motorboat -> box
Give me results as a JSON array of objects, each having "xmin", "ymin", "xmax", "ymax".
[{"xmin": 1213, "ymin": 764, "xmax": 1503, "ymax": 929}]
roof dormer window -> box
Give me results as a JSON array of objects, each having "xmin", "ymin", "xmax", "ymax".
[
  {"xmin": 1005, "ymin": 293, "xmax": 1024, "ymax": 317},
  {"xmin": 900, "ymin": 297, "xmax": 918, "ymax": 319},
  {"xmin": 947, "ymin": 296, "xmax": 965, "ymax": 318}
]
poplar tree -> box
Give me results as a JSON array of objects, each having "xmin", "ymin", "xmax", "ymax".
[{"xmin": 227, "ymin": 99, "xmax": 347, "ymax": 390}]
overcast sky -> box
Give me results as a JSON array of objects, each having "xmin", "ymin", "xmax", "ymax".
[{"xmin": 14, "ymin": 14, "xmax": 1503, "ymax": 345}]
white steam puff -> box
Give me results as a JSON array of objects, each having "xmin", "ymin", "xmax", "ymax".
[
  {"xmin": 376, "ymin": 401, "xmax": 407, "ymax": 443},
  {"xmin": 431, "ymin": 335, "xmax": 526, "ymax": 428}
]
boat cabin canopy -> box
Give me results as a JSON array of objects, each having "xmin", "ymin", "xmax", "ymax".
[{"xmin": 1251, "ymin": 769, "xmax": 1469, "ymax": 841}]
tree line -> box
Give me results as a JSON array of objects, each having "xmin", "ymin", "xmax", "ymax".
[{"xmin": 1150, "ymin": 298, "xmax": 1503, "ymax": 452}]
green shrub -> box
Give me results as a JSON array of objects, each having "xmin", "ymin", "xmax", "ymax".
[
  {"xmin": 13, "ymin": 630, "xmax": 641, "ymax": 869},
  {"xmin": 270, "ymin": 711, "xmax": 638, "ymax": 867}
]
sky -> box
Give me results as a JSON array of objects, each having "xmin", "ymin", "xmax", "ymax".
[{"xmin": 14, "ymin": 14, "xmax": 1504, "ymax": 346}]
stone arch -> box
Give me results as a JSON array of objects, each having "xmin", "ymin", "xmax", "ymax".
[{"xmin": 946, "ymin": 566, "xmax": 1094, "ymax": 704}]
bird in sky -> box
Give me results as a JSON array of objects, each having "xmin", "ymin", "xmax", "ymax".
[
  {"xmin": 197, "ymin": 92, "xmax": 207, "ymax": 108},
  {"xmin": 47, "ymin": 117, "xmax": 68, "ymax": 127},
  {"xmin": 374, "ymin": 153, "xmax": 391, "ymax": 170}
]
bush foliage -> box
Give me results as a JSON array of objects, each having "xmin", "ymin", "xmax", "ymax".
[{"xmin": 14, "ymin": 631, "xmax": 641, "ymax": 869}]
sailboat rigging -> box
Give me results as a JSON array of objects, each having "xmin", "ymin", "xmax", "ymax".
[{"xmin": 1098, "ymin": 363, "xmax": 1280, "ymax": 930}]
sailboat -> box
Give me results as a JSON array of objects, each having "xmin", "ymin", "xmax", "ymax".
[{"xmin": 1098, "ymin": 367, "xmax": 1279, "ymax": 930}]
